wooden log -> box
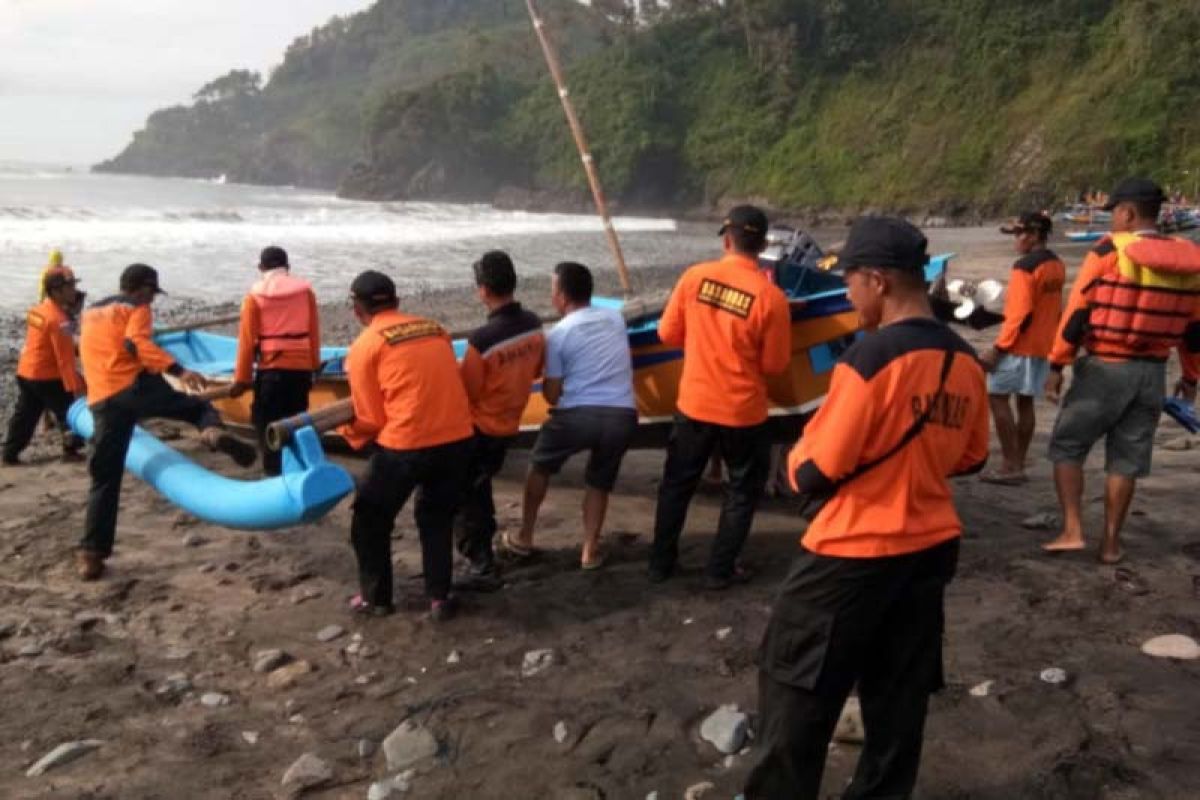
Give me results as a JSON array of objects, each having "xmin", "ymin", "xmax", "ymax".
[{"xmin": 265, "ymin": 399, "xmax": 354, "ymax": 451}]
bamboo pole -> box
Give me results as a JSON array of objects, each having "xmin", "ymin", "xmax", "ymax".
[
  {"xmin": 155, "ymin": 314, "xmax": 241, "ymax": 336},
  {"xmin": 265, "ymin": 399, "xmax": 354, "ymax": 451},
  {"xmin": 525, "ymin": 0, "xmax": 634, "ymax": 296}
]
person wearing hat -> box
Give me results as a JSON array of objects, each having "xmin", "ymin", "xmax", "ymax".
[
  {"xmin": 338, "ymin": 270, "xmax": 473, "ymax": 621},
  {"xmin": 229, "ymin": 246, "xmax": 321, "ymax": 476},
  {"xmin": 744, "ymin": 216, "xmax": 989, "ymax": 800},
  {"xmin": 76, "ymin": 264, "xmax": 258, "ymax": 581},
  {"xmin": 977, "ymin": 212, "xmax": 1065, "ymax": 484},
  {"xmin": 1044, "ymin": 177, "xmax": 1200, "ymax": 563},
  {"xmin": 648, "ymin": 204, "xmax": 792, "ymax": 589},
  {"xmin": 454, "ymin": 251, "xmax": 544, "ymax": 587},
  {"xmin": 3, "ymin": 266, "xmax": 87, "ymax": 465}
]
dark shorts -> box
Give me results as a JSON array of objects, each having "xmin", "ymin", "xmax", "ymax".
[
  {"xmin": 530, "ymin": 405, "xmax": 637, "ymax": 491},
  {"xmin": 1048, "ymin": 356, "xmax": 1165, "ymax": 478}
]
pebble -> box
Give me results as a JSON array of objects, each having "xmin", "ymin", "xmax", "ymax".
[
  {"xmin": 1040, "ymin": 667, "xmax": 1069, "ymax": 685},
  {"xmin": 200, "ymin": 692, "xmax": 231, "ymax": 708},
  {"xmin": 198, "ymin": 563, "xmax": 217, "ymax": 574},
  {"xmin": 163, "ymin": 645, "xmax": 193, "ymax": 661},
  {"xmin": 1161, "ymin": 435, "xmax": 1196, "ymax": 451},
  {"xmin": 684, "ymin": 782, "xmax": 715, "ymax": 800},
  {"xmin": 289, "ymin": 714, "xmax": 306, "ymax": 725},
  {"xmin": 368, "ymin": 770, "xmax": 414, "ymax": 799},
  {"xmin": 1021, "ymin": 512, "xmax": 1061, "ymax": 530},
  {"xmin": 242, "ymin": 731, "xmax": 259, "ymax": 745},
  {"xmin": 699, "ymin": 704, "xmax": 749, "ymax": 754},
  {"xmin": 1141, "ymin": 634, "xmax": 1200, "ymax": 660},
  {"xmin": 646, "ymin": 793, "xmax": 659, "ymax": 800},
  {"xmin": 181, "ymin": 532, "xmax": 206, "ymax": 547},
  {"xmin": 382, "ymin": 719, "xmax": 439, "ymax": 771},
  {"xmin": 281, "ymin": 752, "xmax": 332, "ymax": 792},
  {"xmin": 969, "ymin": 680, "xmax": 995, "ymax": 698},
  {"xmin": 26, "ymin": 740, "xmax": 104, "ymax": 777},
  {"xmin": 17, "ymin": 641, "xmax": 44, "ymax": 658},
  {"xmin": 723, "ymin": 755, "xmax": 736, "ymax": 768},
  {"xmin": 683, "ymin": 618, "xmax": 695, "ymax": 626},
  {"xmin": 356, "ymin": 738, "xmax": 377, "ymax": 759},
  {"xmin": 267, "ymin": 660, "xmax": 314, "ymax": 690},
  {"xmin": 292, "ymin": 587, "xmax": 324, "ymax": 605},
  {"xmin": 316, "ymin": 625, "xmax": 346, "ymax": 643},
  {"xmin": 446, "ymin": 650, "xmax": 462, "ymax": 665},
  {"xmin": 553, "ymin": 721, "xmax": 568, "ymax": 744},
  {"xmin": 253, "ymin": 649, "xmax": 292, "ymax": 674},
  {"xmin": 156, "ymin": 673, "xmax": 192, "ymax": 699},
  {"xmin": 354, "ymin": 671, "xmax": 379, "ymax": 686},
  {"xmin": 521, "ymin": 648, "xmax": 558, "ymax": 678},
  {"xmin": 715, "ymin": 627, "xmax": 733, "ymax": 641},
  {"xmin": 834, "ymin": 697, "xmax": 864, "ymax": 743}
]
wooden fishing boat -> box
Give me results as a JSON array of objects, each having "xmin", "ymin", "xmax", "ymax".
[{"xmin": 156, "ymin": 245, "xmax": 956, "ymax": 448}]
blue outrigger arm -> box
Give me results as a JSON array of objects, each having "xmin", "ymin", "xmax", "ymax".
[{"xmin": 67, "ymin": 399, "xmax": 355, "ymax": 530}]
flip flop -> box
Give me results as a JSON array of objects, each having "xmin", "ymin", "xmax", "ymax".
[
  {"xmin": 581, "ymin": 552, "xmax": 607, "ymax": 571},
  {"xmin": 1113, "ymin": 567, "xmax": 1149, "ymax": 596},
  {"xmin": 498, "ymin": 531, "xmax": 538, "ymax": 560},
  {"xmin": 979, "ymin": 469, "xmax": 1027, "ymax": 486}
]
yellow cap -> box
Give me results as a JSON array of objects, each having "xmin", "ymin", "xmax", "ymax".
[{"xmin": 47, "ymin": 249, "xmax": 64, "ymax": 268}]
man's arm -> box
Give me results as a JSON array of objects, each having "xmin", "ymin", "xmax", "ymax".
[
  {"xmin": 787, "ymin": 364, "xmax": 875, "ymax": 493},
  {"xmin": 307, "ymin": 290, "xmax": 321, "ymax": 371},
  {"xmin": 952, "ymin": 364, "xmax": 991, "ymax": 476},
  {"xmin": 126, "ymin": 304, "xmax": 181, "ymax": 374},
  {"xmin": 49, "ymin": 322, "xmax": 84, "ymax": 396},
  {"xmin": 1176, "ymin": 306, "xmax": 1200, "ymax": 402},
  {"xmin": 656, "ymin": 275, "xmax": 689, "ymax": 347},
  {"xmin": 542, "ymin": 328, "xmax": 565, "ymax": 406},
  {"xmin": 992, "ymin": 267, "xmax": 1035, "ymax": 355},
  {"xmin": 233, "ymin": 295, "xmax": 258, "ymax": 386},
  {"xmin": 542, "ymin": 378, "xmax": 563, "ymax": 406},
  {"xmin": 460, "ymin": 344, "xmax": 486, "ymax": 407},
  {"xmin": 336, "ymin": 344, "xmax": 384, "ymax": 450},
  {"xmin": 1046, "ymin": 249, "xmax": 1109, "ymax": 402},
  {"xmin": 760, "ymin": 288, "xmax": 792, "ymax": 376}
]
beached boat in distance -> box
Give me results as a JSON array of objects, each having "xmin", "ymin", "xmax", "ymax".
[{"xmin": 157, "ymin": 233, "xmax": 956, "ymax": 448}]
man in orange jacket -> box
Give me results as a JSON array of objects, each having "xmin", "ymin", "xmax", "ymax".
[
  {"xmin": 978, "ymin": 212, "xmax": 1065, "ymax": 483},
  {"xmin": 4, "ymin": 267, "xmax": 86, "ymax": 464},
  {"xmin": 455, "ymin": 252, "xmax": 544, "ymax": 586},
  {"xmin": 649, "ymin": 205, "xmax": 792, "ymax": 589},
  {"xmin": 339, "ymin": 271, "xmax": 474, "ymax": 621},
  {"xmin": 77, "ymin": 264, "xmax": 257, "ymax": 580},
  {"xmin": 745, "ymin": 216, "xmax": 990, "ymax": 800},
  {"xmin": 1043, "ymin": 178, "xmax": 1200, "ymax": 563},
  {"xmin": 230, "ymin": 246, "xmax": 321, "ymax": 475}
]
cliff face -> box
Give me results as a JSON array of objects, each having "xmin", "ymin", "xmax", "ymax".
[{"xmin": 99, "ymin": 1, "xmax": 1200, "ymax": 215}]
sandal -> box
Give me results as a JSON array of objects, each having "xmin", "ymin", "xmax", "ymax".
[
  {"xmin": 979, "ymin": 469, "xmax": 1027, "ymax": 486},
  {"xmin": 348, "ymin": 594, "xmax": 394, "ymax": 617},
  {"xmin": 581, "ymin": 552, "xmax": 607, "ymax": 571}
]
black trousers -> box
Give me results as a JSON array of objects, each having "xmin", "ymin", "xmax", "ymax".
[
  {"xmin": 455, "ymin": 430, "xmax": 514, "ymax": 570},
  {"xmin": 745, "ymin": 538, "xmax": 960, "ymax": 800},
  {"xmin": 3, "ymin": 376, "xmax": 81, "ymax": 461},
  {"xmin": 251, "ymin": 369, "xmax": 313, "ymax": 476},
  {"xmin": 350, "ymin": 437, "xmax": 472, "ymax": 606},
  {"xmin": 650, "ymin": 414, "xmax": 771, "ymax": 579},
  {"xmin": 81, "ymin": 374, "xmax": 220, "ymax": 557}
]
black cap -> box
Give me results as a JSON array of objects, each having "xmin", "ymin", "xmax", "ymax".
[
  {"xmin": 119, "ymin": 263, "xmax": 166, "ymax": 295},
  {"xmin": 718, "ymin": 205, "xmax": 769, "ymax": 240},
  {"xmin": 260, "ymin": 246, "xmax": 289, "ymax": 269},
  {"xmin": 836, "ymin": 216, "xmax": 930, "ymax": 273},
  {"xmin": 1000, "ymin": 211, "xmax": 1053, "ymax": 236},
  {"xmin": 1102, "ymin": 177, "xmax": 1166, "ymax": 211},
  {"xmin": 349, "ymin": 270, "xmax": 397, "ymax": 304}
]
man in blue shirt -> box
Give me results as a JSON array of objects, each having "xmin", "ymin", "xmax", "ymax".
[{"xmin": 507, "ymin": 262, "xmax": 636, "ymax": 569}]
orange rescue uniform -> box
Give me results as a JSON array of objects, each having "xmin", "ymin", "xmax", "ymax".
[
  {"xmin": 339, "ymin": 309, "xmax": 473, "ymax": 451},
  {"xmin": 658, "ymin": 252, "xmax": 792, "ymax": 426},
  {"xmin": 17, "ymin": 298, "xmax": 84, "ymax": 395},
  {"xmin": 994, "ymin": 249, "xmax": 1065, "ymax": 357},
  {"xmin": 1050, "ymin": 234, "xmax": 1200, "ymax": 382},
  {"xmin": 459, "ymin": 303, "xmax": 545, "ymax": 437},
  {"xmin": 789, "ymin": 318, "xmax": 990, "ymax": 558},
  {"xmin": 79, "ymin": 297, "xmax": 180, "ymax": 405},
  {"xmin": 234, "ymin": 270, "xmax": 321, "ymax": 384}
]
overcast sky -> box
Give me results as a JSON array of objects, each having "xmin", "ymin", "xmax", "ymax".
[{"xmin": 0, "ymin": 0, "xmax": 375, "ymax": 165}]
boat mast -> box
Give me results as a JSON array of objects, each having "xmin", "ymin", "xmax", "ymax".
[{"xmin": 524, "ymin": 0, "xmax": 634, "ymax": 296}]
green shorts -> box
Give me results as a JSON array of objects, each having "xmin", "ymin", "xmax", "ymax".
[{"xmin": 1047, "ymin": 356, "xmax": 1165, "ymax": 478}]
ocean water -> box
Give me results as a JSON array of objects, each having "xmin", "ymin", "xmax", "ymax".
[{"xmin": 0, "ymin": 163, "xmax": 715, "ymax": 311}]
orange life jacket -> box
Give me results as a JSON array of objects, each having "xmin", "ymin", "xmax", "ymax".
[
  {"xmin": 250, "ymin": 269, "xmax": 314, "ymax": 356},
  {"xmin": 1085, "ymin": 233, "xmax": 1200, "ymax": 357}
]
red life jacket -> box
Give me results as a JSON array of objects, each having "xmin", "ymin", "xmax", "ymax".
[
  {"xmin": 1085, "ymin": 232, "xmax": 1200, "ymax": 358},
  {"xmin": 250, "ymin": 269, "xmax": 313, "ymax": 355}
]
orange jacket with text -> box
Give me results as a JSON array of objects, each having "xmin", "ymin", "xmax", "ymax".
[
  {"xmin": 994, "ymin": 249, "xmax": 1066, "ymax": 358},
  {"xmin": 80, "ymin": 296, "xmax": 180, "ymax": 405},
  {"xmin": 16, "ymin": 298, "xmax": 84, "ymax": 395},
  {"xmin": 1050, "ymin": 233, "xmax": 1200, "ymax": 383},
  {"xmin": 460, "ymin": 302, "xmax": 545, "ymax": 437},
  {"xmin": 338, "ymin": 309, "xmax": 473, "ymax": 451},
  {"xmin": 658, "ymin": 252, "xmax": 792, "ymax": 427},
  {"xmin": 788, "ymin": 318, "xmax": 990, "ymax": 558},
  {"xmin": 234, "ymin": 269, "xmax": 321, "ymax": 383}
]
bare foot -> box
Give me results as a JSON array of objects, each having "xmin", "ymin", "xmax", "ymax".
[
  {"xmin": 1099, "ymin": 545, "xmax": 1125, "ymax": 565},
  {"xmin": 1043, "ymin": 533, "xmax": 1087, "ymax": 553}
]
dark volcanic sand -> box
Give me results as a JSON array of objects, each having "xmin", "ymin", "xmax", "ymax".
[{"xmin": 1, "ymin": 230, "xmax": 1198, "ymax": 799}]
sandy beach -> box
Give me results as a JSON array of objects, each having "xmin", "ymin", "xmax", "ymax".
[{"xmin": 2, "ymin": 230, "xmax": 1199, "ymax": 799}]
